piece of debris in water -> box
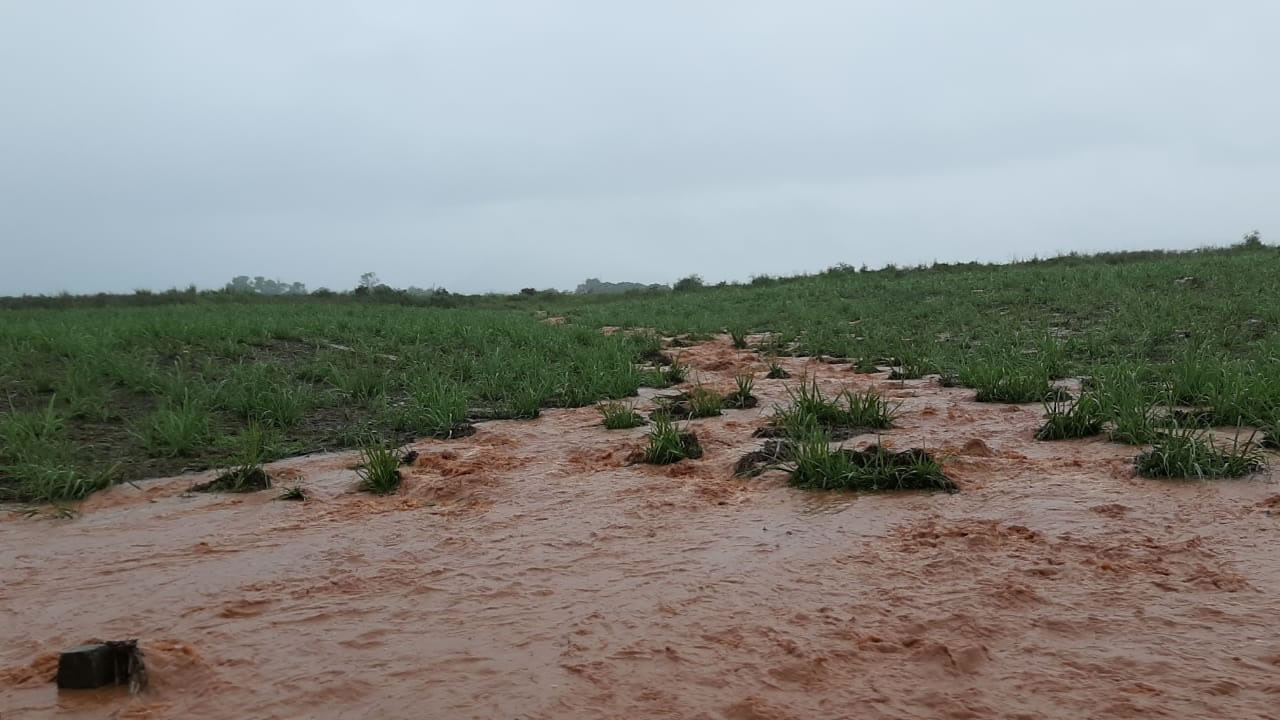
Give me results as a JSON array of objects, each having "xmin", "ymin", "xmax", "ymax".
[{"xmin": 56, "ymin": 639, "xmax": 148, "ymax": 693}]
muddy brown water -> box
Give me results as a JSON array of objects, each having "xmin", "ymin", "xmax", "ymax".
[{"xmin": 3, "ymin": 340, "xmax": 1279, "ymax": 719}]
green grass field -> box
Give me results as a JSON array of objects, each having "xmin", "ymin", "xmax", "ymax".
[{"xmin": 3, "ymin": 244, "xmax": 1279, "ymax": 501}]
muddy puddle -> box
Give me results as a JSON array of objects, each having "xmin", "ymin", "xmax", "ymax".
[{"xmin": 3, "ymin": 339, "xmax": 1279, "ymax": 718}]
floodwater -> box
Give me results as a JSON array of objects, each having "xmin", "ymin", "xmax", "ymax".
[{"xmin": 3, "ymin": 339, "xmax": 1279, "ymax": 719}]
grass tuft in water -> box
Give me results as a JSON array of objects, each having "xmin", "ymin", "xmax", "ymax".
[
  {"xmin": 772, "ymin": 379, "xmax": 896, "ymax": 435},
  {"xmin": 765, "ymin": 358, "xmax": 791, "ymax": 379},
  {"xmin": 726, "ymin": 373, "xmax": 756, "ymax": 409},
  {"xmin": 598, "ymin": 401, "xmax": 645, "ymax": 429},
  {"xmin": 1133, "ymin": 426, "xmax": 1267, "ymax": 479},
  {"xmin": 356, "ymin": 437, "xmax": 403, "ymax": 494},
  {"xmin": 642, "ymin": 415, "xmax": 702, "ymax": 464},
  {"xmin": 276, "ymin": 485, "xmax": 306, "ymax": 501},
  {"xmin": 688, "ymin": 384, "xmax": 724, "ymax": 418},
  {"xmin": 785, "ymin": 431, "xmax": 955, "ymax": 492},
  {"xmin": 1036, "ymin": 392, "xmax": 1106, "ymax": 440},
  {"xmin": 194, "ymin": 422, "xmax": 272, "ymax": 493}
]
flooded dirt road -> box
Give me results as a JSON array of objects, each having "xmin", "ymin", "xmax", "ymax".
[{"xmin": 3, "ymin": 340, "xmax": 1279, "ymax": 718}]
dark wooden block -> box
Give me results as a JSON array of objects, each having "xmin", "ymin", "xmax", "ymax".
[{"xmin": 56, "ymin": 644, "xmax": 115, "ymax": 689}]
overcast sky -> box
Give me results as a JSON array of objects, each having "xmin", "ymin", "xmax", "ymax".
[{"xmin": 2, "ymin": 1, "xmax": 1277, "ymax": 295}]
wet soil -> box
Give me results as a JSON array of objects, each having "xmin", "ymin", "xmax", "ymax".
[
  {"xmin": 3, "ymin": 337, "xmax": 1279, "ymax": 719},
  {"xmin": 191, "ymin": 468, "xmax": 272, "ymax": 494}
]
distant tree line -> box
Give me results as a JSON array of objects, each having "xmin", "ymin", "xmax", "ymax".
[
  {"xmin": 1, "ymin": 234, "xmax": 1269, "ymax": 310},
  {"xmin": 574, "ymin": 278, "xmax": 670, "ymax": 295},
  {"xmin": 224, "ymin": 275, "xmax": 309, "ymax": 295}
]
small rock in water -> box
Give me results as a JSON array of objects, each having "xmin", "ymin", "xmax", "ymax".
[
  {"xmin": 56, "ymin": 644, "xmax": 115, "ymax": 689},
  {"xmin": 56, "ymin": 640, "xmax": 146, "ymax": 692}
]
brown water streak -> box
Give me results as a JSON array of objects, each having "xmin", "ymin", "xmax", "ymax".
[{"xmin": 3, "ymin": 337, "xmax": 1280, "ymax": 719}]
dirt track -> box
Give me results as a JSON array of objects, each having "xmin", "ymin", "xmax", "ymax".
[{"xmin": 3, "ymin": 339, "xmax": 1279, "ymax": 719}]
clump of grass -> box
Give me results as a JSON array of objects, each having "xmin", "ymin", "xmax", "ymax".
[
  {"xmin": 1134, "ymin": 427, "xmax": 1267, "ymax": 479},
  {"xmin": 642, "ymin": 415, "xmax": 702, "ymax": 464},
  {"xmin": 330, "ymin": 363, "xmax": 387, "ymax": 402},
  {"xmin": 1096, "ymin": 368, "xmax": 1162, "ymax": 445},
  {"xmin": 688, "ymin": 384, "xmax": 723, "ymax": 418},
  {"xmin": 765, "ymin": 359, "xmax": 790, "ymax": 379},
  {"xmin": 729, "ymin": 327, "xmax": 749, "ymax": 349},
  {"xmin": 395, "ymin": 377, "xmax": 471, "ymax": 437},
  {"xmin": 254, "ymin": 385, "xmax": 309, "ymax": 428},
  {"xmin": 1260, "ymin": 410, "xmax": 1280, "ymax": 450},
  {"xmin": 130, "ymin": 394, "xmax": 210, "ymax": 457},
  {"xmin": 1168, "ymin": 347, "xmax": 1218, "ymax": 406},
  {"xmin": 1035, "ymin": 392, "xmax": 1105, "ymax": 440},
  {"xmin": 937, "ymin": 372, "xmax": 962, "ymax": 388},
  {"xmin": 1, "ymin": 399, "xmax": 65, "ymax": 459},
  {"xmin": 888, "ymin": 352, "xmax": 926, "ymax": 380},
  {"xmin": 194, "ymin": 422, "xmax": 272, "ymax": 493},
  {"xmin": 598, "ymin": 401, "xmax": 645, "ymax": 429},
  {"xmin": 219, "ymin": 366, "xmax": 310, "ymax": 427},
  {"xmin": 513, "ymin": 387, "xmax": 545, "ymax": 419},
  {"xmin": 0, "ymin": 461, "xmax": 115, "ymax": 504},
  {"xmin": 773, "ymin": 379, "xmax": 897, "ymax": 434},
  {"xmin": 355, "ymin": 437, "xmax": 403, "ymax": 494},
  {"xmin": 727, "ymin": 373, "xmax": 756, "ymax": 409},
  {"xmin": 664, "ymin": 359, "xmax": 688, "ymax": 384},
  {"xmin": 61, "ymin": 365, "xmax": 114, "ymax": 421},
  {"xmin": 966, "ymin": 364, "xmax": 1059, "ymax": 404},
  {"xmin": 1159, "ymin": 407, "xmax": 1218, "ymax": 428},
  {"xmin": 852, "ymin": 358, "xmax": 880, "ymax": 374},
  {"xmin": 786, "ymin": 431, "xmax": 955, "ymax": 492},
  {"xmin": 276, "ymin": 485, "xmax": 306, "ymax": 501}
]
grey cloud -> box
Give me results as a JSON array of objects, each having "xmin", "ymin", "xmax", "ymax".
[{"xmin": 2, "ymin": 1, "xmax": 1278, "ymax": 295}]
